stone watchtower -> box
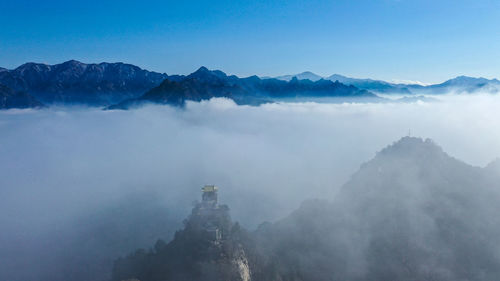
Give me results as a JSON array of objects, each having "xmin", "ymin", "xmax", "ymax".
[
  {"xmin": 201, "ymin": 185, "xmax": 219, "ymax": 209},
  {"xmin": 188, "ymin": 185, "xmax": 232, "ymax": 242}
]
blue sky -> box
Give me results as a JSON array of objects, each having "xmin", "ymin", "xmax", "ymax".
[{"xmin": 1, "ymin": 0, "xmax": 499, "ymax": 83}]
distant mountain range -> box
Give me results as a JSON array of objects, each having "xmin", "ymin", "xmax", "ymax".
[
  {"xmin": 276, "ymin": 72, "xmax": 421, "ymax": 94},
  {"xmin": 276, "ymin": 71, "xmax": 500, "ymax": 95},
  {"xmin": 109, "ymin": 67, "xmax": 379, "ymax": 109},
  {"xmin": 421, "ymin": 75, "xmax": 500, "ymax": 94},
  {"xmin": 1, "ymin": 60, "xmax": 500, "ymax": 110}
]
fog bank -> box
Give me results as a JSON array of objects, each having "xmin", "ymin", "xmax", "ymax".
[{"xmin": 1, "ymin": 95, "xmax": 500, "ymax": 280}]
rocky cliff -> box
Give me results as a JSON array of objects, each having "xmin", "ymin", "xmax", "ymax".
[{"xmin": 112, "ymin": 187, "xmax": 254, "ymax": 281}]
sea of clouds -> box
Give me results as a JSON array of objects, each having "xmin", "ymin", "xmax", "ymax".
[{"xmin": 1, "ymin": 95, "xmax": 500, "ymax": 280}]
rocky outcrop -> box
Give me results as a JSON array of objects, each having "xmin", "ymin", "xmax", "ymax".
[
  {"xmin": 233, "ymin": 248, "xmax": 251, "ymax": 281},
  {"xmin": 112, "ymin": 186, "xmax": 254, "ymax": 281}
]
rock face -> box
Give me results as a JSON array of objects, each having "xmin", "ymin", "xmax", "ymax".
[
  {"xmin": 0, "ymin": 60, "xmax": 167, "ymax": 105},
  {"xmin": 112, "ymin": 185, "xmax": 253, "ymax": 281},
  {"xmin": 0, "ymin": 83, "xmax": 43, "ymax": 109}
]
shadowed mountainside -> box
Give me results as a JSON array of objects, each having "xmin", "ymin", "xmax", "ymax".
[
  {"xmin": 255, "ymin": 137, "xmax": 500, "ymax": 280},
  {"xmin": 0, "ymin": 83, "xmax": 43, "ymax": 109},
  {"xmin": 109, "ymin": 67, "xmax": 380, "ymax": 109},
  {"xmin": 2, "ymin": 60, "xmax": 500, "ymax": 109},
  {"xmin": 0, "ymin": 60, "xmax": 167, "ymax": 106}
]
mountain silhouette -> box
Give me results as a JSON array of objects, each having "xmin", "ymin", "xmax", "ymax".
[
  {"xmin": 109, "ymin": 67, "xmax": 379, "ymax": 109},
  {"xmin": 0, "ymin": 60, "xmax": 167, "ymax": 106}
]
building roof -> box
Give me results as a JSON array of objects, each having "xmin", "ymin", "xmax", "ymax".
[{"xmin": 202, "ymin": 185, "xmax": 218, "ymax": 192}]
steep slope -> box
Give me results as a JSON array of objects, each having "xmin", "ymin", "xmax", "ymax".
[
  {"xmin": 0, "ymin": 60, "xmax": 167, "ymax": 105},
  {"xmin": 0, "ymin": 83, "xmax": 43, "ymax": 109},
  {"xmin": 256, "ymin": 137, "xmax": 500, "ymax": 281}
]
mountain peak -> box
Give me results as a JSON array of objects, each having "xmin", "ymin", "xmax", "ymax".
[
  {"xmin": 328, "ymin": 74, "xmax": 348, "ymax": 79},
  {"xmin": 14, "ymin": 62, "xmax": 48, "ymax": 71},
  {"xmin": 112, "ymin": 186, "xmax": 252, "ymax": 281},
  {"xmin": 195, "ymin": 66, "xmax": 209, "ymax": 73},
  {"xmin": 61, "ymin": 59, "xmax": 84, "ymax": 66},
  {"xmin": 442, "ymin": 75, "xmax": 492, "ymax": 86},
  {"xmin": 375, "ymin": 136, "xmax": 446, "ymax": 162},
  {"xmin": 188, "ymin": 66, "xmax": 228, "ymax": 80},
  {"xmin": 383, "ymin": 136, "xmax": 440, "ymax": 151},
  {"xmin": 297, "ymin": 71, "xmax": 320, "ymax": 77},
  {"xmin": 275, "ymin": 71, "xmax": 323, "ymax": 82}
]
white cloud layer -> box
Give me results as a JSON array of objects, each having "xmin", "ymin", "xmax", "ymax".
[{"xmin": 1, "ymin": 95, "xmax": 500, "ymax": 280}]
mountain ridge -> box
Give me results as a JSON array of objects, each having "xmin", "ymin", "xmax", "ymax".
[
  {"xmin": 274, "ymin": 72, "xmax": 500, "ymax": 94},
  {"xmin": 109, "ymin": 67, "xmax": 380, "ymax": 109},
  {"xmin": 0, "ymin": 60, "xmax": 168, "ymax": 106},
  {"xmin": 2, "ymin": 60, "xmax": 500, "ymax": 110}
]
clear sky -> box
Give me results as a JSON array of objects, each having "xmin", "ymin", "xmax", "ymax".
[{"xmin": 1, "ymin": 0, "xmax": 500, "ymax": 83}]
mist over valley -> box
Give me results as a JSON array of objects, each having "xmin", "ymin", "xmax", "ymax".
[
  {"xmin": 2, "ymin": 94, "xmax": 500, "ymax": 280},
  {"xmin": 4, "ymin": 0, "xmax": 500, "ymax": 279}
]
